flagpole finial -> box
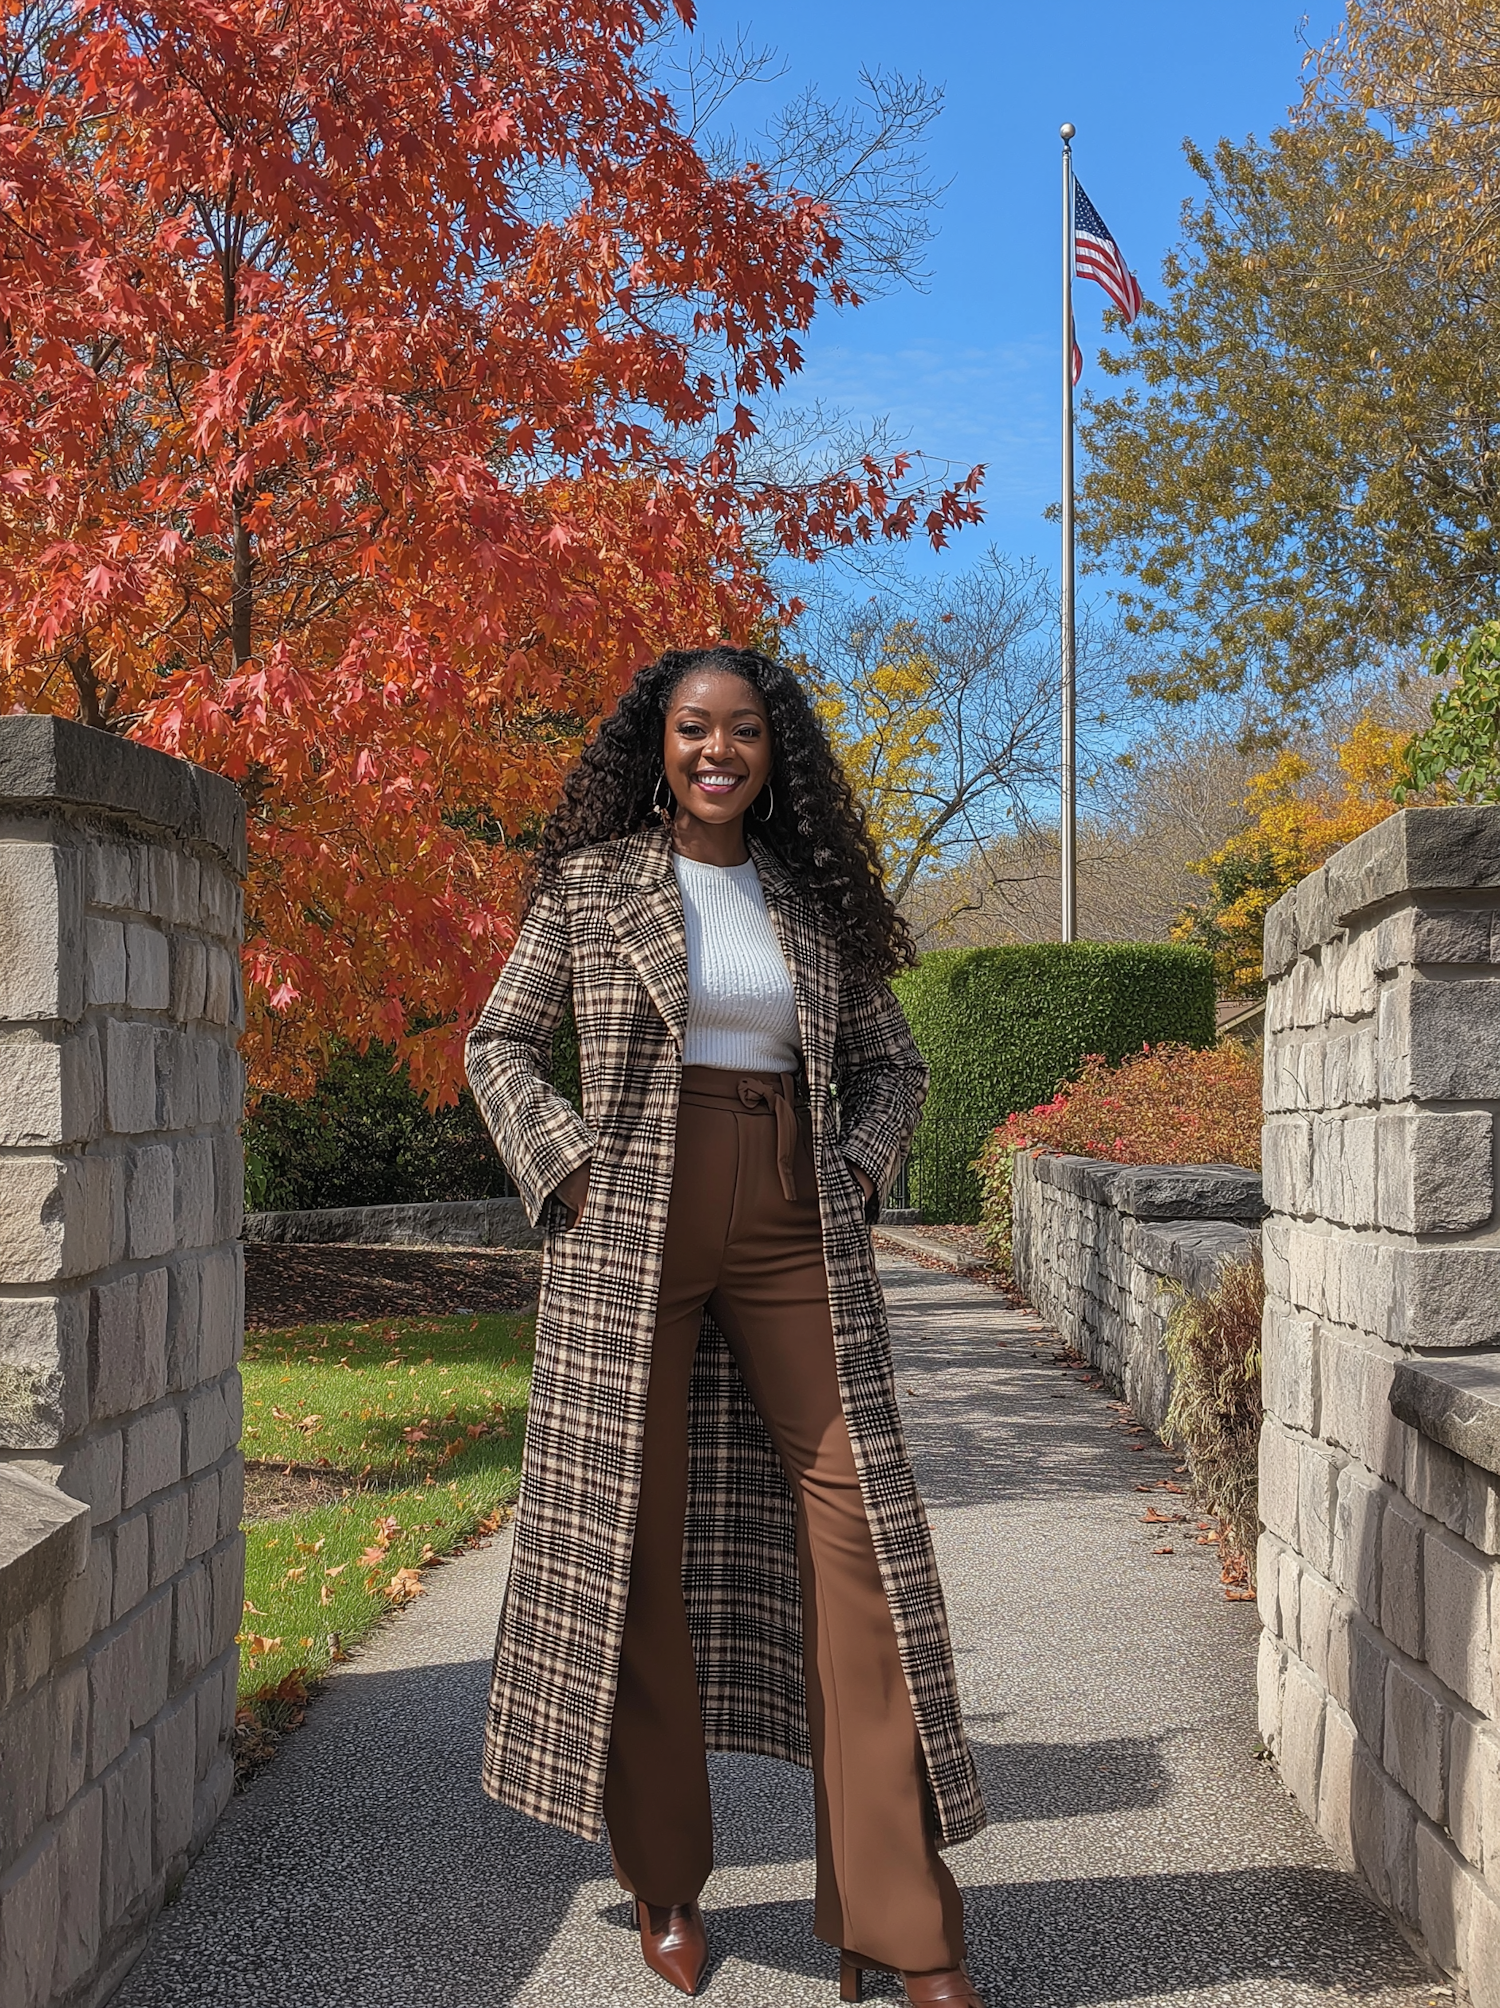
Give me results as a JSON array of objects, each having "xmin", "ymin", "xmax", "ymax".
[{"xmin": 1060, "ymin": 122, "xmax": 1075, "ymax": 142}]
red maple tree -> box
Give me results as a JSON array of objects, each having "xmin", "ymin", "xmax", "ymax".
[{"xmin": 0, "ymin": 0, "xmax": 981, "ymax": 1096}]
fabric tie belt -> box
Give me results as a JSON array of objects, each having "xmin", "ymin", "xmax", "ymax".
[
  {"xmin": 736, "ymin": 1073, "xmax": 804, "ymax": 1203},
  {"xmin": 679, "ymin": 1065, "xmax": 806, "ymax": 1203}
]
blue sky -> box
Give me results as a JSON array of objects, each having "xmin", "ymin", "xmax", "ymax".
[{"xmin": 691, "ymin": 0, "xmax": 1341, "ymax": 587}]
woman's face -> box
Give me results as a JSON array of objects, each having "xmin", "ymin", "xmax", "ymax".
[{"xmin": 661, "ymin": 670, "xmax": 774, "ymax": 828}]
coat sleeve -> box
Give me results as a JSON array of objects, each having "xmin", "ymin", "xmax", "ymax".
[
  {"xmin": 833, "ymin": 976, "xmax": 929, "ymax": 1216},
  {"xmin": 465, "ymin": 878, "xmax": 595, "ymax": 1228}
]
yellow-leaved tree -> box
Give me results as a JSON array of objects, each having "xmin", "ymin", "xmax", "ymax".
[
  {"xmin": 813, "ymin": 621, "xmax": 945, "ymax": 897},
  {"xmin": 1173, "ymin": 715, "xmax": 1412, "ymax": 993}
]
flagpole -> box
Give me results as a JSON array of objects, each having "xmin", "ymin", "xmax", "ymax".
[{"xmin": 1059, "ymin": 121, "xmax": 1078, "ymax": 945}]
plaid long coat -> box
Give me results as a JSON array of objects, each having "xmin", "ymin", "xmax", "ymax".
[{"xmin": 465, "ymin": 825, "xmax": 985, "ymax": 1848}]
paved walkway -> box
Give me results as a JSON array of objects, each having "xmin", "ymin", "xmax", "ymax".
[{"xmin": 117, "ymin": 1258, "xmax": 1439, "ymax": 2008}]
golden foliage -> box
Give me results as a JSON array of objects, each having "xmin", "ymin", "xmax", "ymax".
[{"xmin": 1172, "ymin": 715, "xmax": 1410, "ymax": 994}]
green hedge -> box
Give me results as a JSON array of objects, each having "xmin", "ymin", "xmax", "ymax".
[
  {"xmin": 892, "ymin": 942, "xmax": 1217, "ymax": 1223},
  {"xmin": 244, "ymin": 1042, "xmax": 514, "ymax": 1213}
]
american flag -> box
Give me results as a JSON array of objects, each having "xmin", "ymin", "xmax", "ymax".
[{"xmin": 1074, "ymin": 181, "xmax": 1143, "ymax": 323}]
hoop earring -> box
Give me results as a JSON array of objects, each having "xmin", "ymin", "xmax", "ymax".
[
  {"xmin": 753, "ymin": 781, "xmax": 775, "ymax": 823},
  {"xmin": 652, "ymin": 772, "xmax": 676, "ymax": 823}
]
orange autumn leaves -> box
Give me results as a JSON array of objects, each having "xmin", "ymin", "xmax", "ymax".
[{"xmin": 0, "ymin": 0, "xmax": 982, "ymax": 1100}]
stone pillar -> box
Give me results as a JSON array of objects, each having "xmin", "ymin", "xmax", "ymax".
[
  {"xmin": 0, "ymin": 716, "xmax": 245, "ymax": 2008},
  {"xmin": 1259, "ymin": 806, "xmax": 1500, "ymax": 2004}
]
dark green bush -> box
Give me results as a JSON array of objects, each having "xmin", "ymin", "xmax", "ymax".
[
  {"xmin": 892, "ymin": 942, "xmax": 1217, "ymax": 1222},
  {"xmin": 244, "ymin": 1042, "xmax": 514, "ymax": 1213}
]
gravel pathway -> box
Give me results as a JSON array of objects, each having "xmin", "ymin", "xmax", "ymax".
[{"xmin": 115, "ymin": 1257, "xmax": 1440, "ymax": 2008}]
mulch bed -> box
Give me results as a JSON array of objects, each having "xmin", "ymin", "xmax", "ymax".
[{"xmin": 244, "ymin": 1242, "xmax": 542, "ymax": 1331}]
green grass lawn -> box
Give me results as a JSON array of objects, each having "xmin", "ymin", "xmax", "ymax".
[{"xmin": 239, "ymin": 1311, "xmax": 533, "ymax": 1701}]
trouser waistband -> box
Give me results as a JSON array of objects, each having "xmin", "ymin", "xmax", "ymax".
[{"xmin": 678, "ymin": 1066, "xmax": 806, "ymax": 1201}]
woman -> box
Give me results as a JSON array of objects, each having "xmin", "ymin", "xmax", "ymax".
[{"xmin": 466, "ymin": 646, "xmax": 986, "ymax": 2005}]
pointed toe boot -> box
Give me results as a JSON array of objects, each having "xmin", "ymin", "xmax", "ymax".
[
  {"xmin": 633, "ymin": 1898, "xmax": 709, "ymax": 1996},
  {"xmin": 841, "ymin": 1952, "xmax": 986, "ymax": 2007}
]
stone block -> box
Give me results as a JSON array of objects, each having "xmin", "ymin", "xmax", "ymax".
[
  {"xmin": 0, "ymin": 1825, "xmax": 60, "ymax": 2008},
  {"xmin": 1332, "ymin": 1464, "xmax": 1386, "ymax": 1621},
  {"xmin": 101, "ymin": 1735, "xmax": 153, "ymax": 1931},
  {"xmin": 208, "ymin": 1533, "xmax": 244, "ymax": 1657},
  {"xmin": 171, "ymin": 1562, "xmax": 213, "ymax": 1689},
  {"xmin": 170, "ymin": 934, "xmax": 207, "ymax": 1023},
  {"xmin": 0, "ymin": 1292, "xmax": 89, "ymax": 1448},
  {"xmin": 1406, "ymin": 1434, "xmax": 1468, "ymax": 1537},
  {"xmin": 50, "ymin": 1530, "xmax": 110, "ymax": 1665},
  {"xmin": 127, "ymin": 1143, "xmax": 175, "ymax": 1259},
  {"xmin": 87, "ymin": 839, "xmax": 145, "ymax": 913},
  {"xmin": 194, "ymin": 1654, "xmax": 236, "ymax": 1786},
  {"xmin": 124, "ymin": 921, "xmax": 170, "ymax": 1010},
  {"xmin": 0, "ymin": 836, "xmax": 85, "ymax": 1022},
  {"xmin": 1262, "ymin": 1306, "xmax": 1316, "ymax": 1433},
  {"xmin": 1298, "ymin": 1438, "xmax": 1343, "ymax": 1578},
  {"xmin": 1403, "ymin": 974, "xmax": 1500, "ymax": 1101},
  {"xmin": 1378, "ymin": 1110, "xmax": 1494, "ymax": 1234},
  {"xmin": 203, "ymin": 944, "xmax": 235, "ymax": 1025},
  {"xmin": 1446, "ymin": 1711, "xmax": 1485, "ymax": 1869},
  {"xmin": 1259, "ymin": 1417, "xmax": 1301, "ymax": 1546},
  {"xmin": 184, "ymin": 1380, "xmax": 232, "ymax": 1475},
  {"xmin": 172, "ymin": 1136, "xmax": 215, "ymax": 1252},
  {"xmin": 0, "ymin": 1025, "xmax": 100, "ymax": 1148},
  {"xmin": 152, "ymin": 1027, "xmax": 197, "ymax": 1131},
  {"xmin": 1317, "ymin": 1696, "xmax": 1356, "ymax": 1865},
  {"xmin": 1280, "ymin": 1655, "xmax": 1327, "ymax": 1825},
  {"xmin": 1416, "ymin": 1818, "xmax": 1475, "ymax": 1976},
  {"xmin": 50, "ymin": 1783, "xmax": 102, "ymax": 1995},
  {"xmin": 198, "ymin": 1245, "xmax": 242, "ymax": 1378},
  {"xmin": 191, "ymin": 1747, "xmax": 233, "ymax": 1853},
  {"xmin": 85, "ymin": 915, "xmax": 126, "ymax": 1007},
  {"xmin": 1466, "ymin": 1468, "xmax": 1500, "ymax": 1558},
  {"xmin": 1262, "ymin": 1116, "xmax": 1312, "ymax": 1217},
  {"xmin": 149, "ymin": 1490, "xmax": 188, "ymax": 1588},
  {"xmin": 105, "ymin": 1018, "xmax": 158, "ymax": 1136},
  {"xmin": 1385, "ymin": 1660, "xmax": 1448, "ymax": 1823},
  {"xmin": 184, "ymin": 1472, "xmax": 219, "ymax": 1559},
  {"xmin": 1382, "ymin": 1499, "xmax": 1426, "ymax": 1660},
  {"xmin": 91, "ymin": 1271, "xmax": 167, "ymax": 1421},
  {"xmin": 1349, "ymin": 1738, "xmax": 1393, "ymax": 1904},
  {"xmin": 217, "ymin": 1456, "xmax": 244, "ymax": 1541},
  {"xmin": 47, "ymin": 1662, "xmax": 89, "ymax": 1815},
  {"xmin": 1259, "ymin": 1624, "xmax": 1287, "ymax": 1739},
  {"xmin": 212, "ymin": 1130, "xmax": 244, "ymax": 1243},
  {"xmin": 163, "ymin": 1253, "xmax": 201, "ymax": 1393},
  {"xmin": 111, "ymin": 1510, "xmax": 149, "ymax": 1621},
  {"xmin": 0, "ymin": 1678, "xmax": 49, "ymax": 1873},
  {"xmin": 122, "ymin": 1403, "xmax": 180, "ymax": 1510},
  {"xmin": 87, "ymin": 1591, "xmax": 171, "ymax": 1774},
  {"xmin": 1389, "ymin": 1244, "xmax": 1500, "ymax": 1350},
  {"xmin": 152, "ymin": 1693, "xmax": 196, "ymax": 1870},
  {"xmin": 1298, "ymin": 1569, "xmax": 1336, "ymax": 1684},
  {"xmin": 1473, "ymin": 1880, "xmax": 1500, "ymax": 2008}
]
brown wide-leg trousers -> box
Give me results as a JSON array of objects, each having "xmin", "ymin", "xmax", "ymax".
[{"xmin": 603, "ymin": 1066, "xmax": 965, "ymax": 1973}]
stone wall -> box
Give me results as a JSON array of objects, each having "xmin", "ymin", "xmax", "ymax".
[
  {"xmin": 1011, "ymin": 1151, "xmax": 1264, "ymax": 1430},
  {"xmin": 0, "ymin": 717, "xmax": 246, "ymax": 2008},
  {"xmin": 242, "ymin": 1196, "xmax": 540, "ymax": 1249},
  {"xmin": 1257, "ymin": 806, "xmax": 1500, "ymax": 2005}
]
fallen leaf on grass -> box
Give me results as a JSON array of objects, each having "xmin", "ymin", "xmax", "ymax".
[
  {"xmin": 358, "ymin": 1545, "xmax": 388, "ymax": 1571},
  {"xmin": 324, "ymin": 1563, "xmax": 347, "ymax": 1578},
  {"xmin": 240, "ymin": 1632, "xmax": 284, "ymax": 1660},
  {"xmin": 384, "ymin": 1568, "xmax": 427, "ymax": 1604},
  {"xmin": 243, "ymin": 1600, "xmax": 267, "ymax": 1617}
]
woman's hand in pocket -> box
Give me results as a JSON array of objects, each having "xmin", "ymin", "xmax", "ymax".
[{"xmin": 553, "ymin": 1161, "xmax": 592, "ymax": 1228}]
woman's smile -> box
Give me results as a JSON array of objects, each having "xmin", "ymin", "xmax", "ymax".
[{"xmin": 691, "ymin": 767, "xmax": 745, "ymax": 797}]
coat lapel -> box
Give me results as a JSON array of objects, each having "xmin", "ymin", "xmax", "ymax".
[
  {"xmin": 749, "ymin": 836, "xmax": 838, "ymax": 1099},
  {"xmin": 606, "ymin": 827, "xmax": 690, "ymax": 1050}
]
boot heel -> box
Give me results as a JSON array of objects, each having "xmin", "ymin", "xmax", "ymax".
[{"xmin": 840, "ymin": 1952, "xmax": 864, "ymax": 2002}]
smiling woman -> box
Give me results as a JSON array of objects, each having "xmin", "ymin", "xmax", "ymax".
[{"xmin": 463, "ymin": 644, "xmax": 987, "ymax": 2005}]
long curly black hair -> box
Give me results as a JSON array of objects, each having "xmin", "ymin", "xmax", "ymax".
[{"xmin": 532, "ymin": 646, "xmax": 915, "ymax": 986}]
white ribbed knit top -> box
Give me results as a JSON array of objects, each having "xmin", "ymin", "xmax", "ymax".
[{"xmin": 672, "ymin": 854, "xmax": 802, "ymax": 1072}]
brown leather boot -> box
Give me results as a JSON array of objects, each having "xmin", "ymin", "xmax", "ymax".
[
  {"xmin": 633, "ymin": 1898, "xmax": 709, "ymax": 1995},
  {"xmin": 841, "ymin": 1952, "xmax": 985, "ymax": 2006}
]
